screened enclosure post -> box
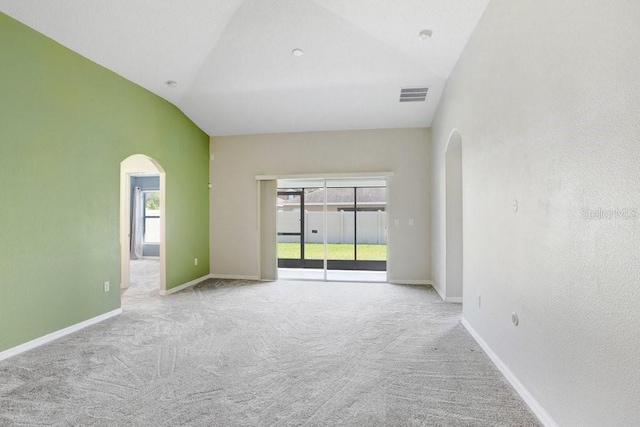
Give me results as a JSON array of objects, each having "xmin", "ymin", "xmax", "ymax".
[
  {"xmin": 323, "ymin": 180, "xmax": 328, "ymax": 281},
  {"xmin": 260, "ymin": 180, "xmax": 278, "ymax": 281}
]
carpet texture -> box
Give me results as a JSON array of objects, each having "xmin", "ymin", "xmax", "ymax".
[{"xmin": 0, "ymin": 266, "xmax": 540, "ymax": 426}]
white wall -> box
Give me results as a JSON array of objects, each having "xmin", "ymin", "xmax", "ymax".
[
  {"xmin": 431, "ymin": 1, "xmax": 640, "ymax": 425},
  {"xmin": 445, "ymin": 147, "xmax": 463, "ymax": 300},
  {"xmin": 210, "ymin": 128, "xmax": 430, "ymax": 282}
]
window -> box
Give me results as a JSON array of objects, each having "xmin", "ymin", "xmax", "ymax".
[{"xmin": 143, "ymin": 191, "xmax": 160, "ymax": 243}]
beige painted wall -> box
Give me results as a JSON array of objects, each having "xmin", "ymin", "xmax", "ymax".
[
  {"xmin": 210, "ymin": 128, "xmax": 431, "ymax": 283},
  {"xmin": 431, "ymin": 0, "xmax": 640, "ymax": 425}
]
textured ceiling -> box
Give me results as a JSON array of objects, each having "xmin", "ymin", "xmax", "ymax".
[{"xmin": 0, "ymin": 0, "xmax": 489, "ymax": 136}]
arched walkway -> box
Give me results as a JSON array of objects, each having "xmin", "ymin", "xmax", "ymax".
[{"xmin": 120, "ymin": 154, "xmax": 166, "ymax": 293}]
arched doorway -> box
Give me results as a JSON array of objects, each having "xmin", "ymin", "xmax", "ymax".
[
  {"xmin": 445, "ymin": 130, "xmax": 463, "ymax": 302},
  {"xmin": 120, "ymin": 155, "xmax": 166, "ymax": 294}
]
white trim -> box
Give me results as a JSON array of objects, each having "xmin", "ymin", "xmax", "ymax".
[
  {"xmin": 256, "ymin": 171, "xmax": 394, "ymax": 181},
  {"xmin": 389, "ymin": 279, "xmax": 431, "ymax": 286},
  {"xmin": 432, "ymin": 281, "xmax": 446, "ymax": 301},
  {"xmin": 256, "ymin": 180, "xmax": 263, "ymax": 280},
  {"xmin": 159, "ymin": 274, "xmax": 212, "ymax": 296},
  {"xmin": 209, "ymin": 274, "xmax": 260, "ymax": 281},
  {"xmin": 446, "ymin": 297, "xmax": 462, "ymax": 303},
  {"xmin": 0, "ymin": 309, "xmax": 122, "ymax": 362},
  {"xmin": 461, "ymin": 318, "xmax": 558, "ymax": 427}
]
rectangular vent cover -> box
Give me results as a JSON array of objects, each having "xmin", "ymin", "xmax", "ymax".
[{"xmin": 400, "ymin": 87, "xmax": 429, "ymax": 102}]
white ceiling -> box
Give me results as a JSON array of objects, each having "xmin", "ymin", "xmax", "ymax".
[{"xmin": 0, "ymin": 0, "xmax": 489, "ymax": 136}]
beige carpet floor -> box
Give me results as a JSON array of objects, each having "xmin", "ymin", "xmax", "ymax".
[{"xmin": 0, "ymin": 261, "xmax": 539, "ymax": 426}]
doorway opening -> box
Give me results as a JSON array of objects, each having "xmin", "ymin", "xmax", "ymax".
[
  {"xmin": 129, "ymin": 177, "xmax": 160, "ymax": 292},
  {"xmin": 277, "ymin": 178, "xmax": 387, "ymax": 282},
  {"xmin": 120, "ymin": 155, "xmax": 166, "ymax": 295}
]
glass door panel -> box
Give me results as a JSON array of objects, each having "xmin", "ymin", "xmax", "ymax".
[
  {"xmin": 277, "ymin": 187, "xmax": 325, "ymax": 273},
  {"xmin": 325, "ymin": 187, "xmax": 355, "ymax": 267},
  {"xmin": 302, "ymin": 188, "xmax": 325, "ymax": 266},
  {"xmin": 277, "ymin": 190, "xmax": 303, "ymax": 268},
  {"xmin": 277, "ymin": 235, "xmax": 301, "ymax": 260},
  {"xmin": 277, "ymin": 179, "xmax": 387, "ymax": 282},
  {"xmin": 355, "ymin": 187, "xmax": 387, "ymax": 269}
]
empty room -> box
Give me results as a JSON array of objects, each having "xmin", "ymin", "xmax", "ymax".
[{"xmin": 1, "ymin": 1, "xmax": 638, "ymax": 426}]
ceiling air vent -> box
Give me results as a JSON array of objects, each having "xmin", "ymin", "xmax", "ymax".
[{"xmin": 399, "ymin": 87, "xmax": 429, "ymax": 103}]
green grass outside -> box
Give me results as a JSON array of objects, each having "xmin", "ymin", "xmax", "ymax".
[{"xmin": 278, "ymin": 243, "xmax": 386, "ymax": 261}]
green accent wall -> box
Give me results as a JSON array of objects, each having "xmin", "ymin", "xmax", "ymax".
[{"xmin": 0, "ymin": 13, "xmax": 210, "ymax": 353}]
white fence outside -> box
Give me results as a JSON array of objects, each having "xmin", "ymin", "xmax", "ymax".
[{"xmin": 278, "ymin": 211, "xmax": 387, "ymax": 244}]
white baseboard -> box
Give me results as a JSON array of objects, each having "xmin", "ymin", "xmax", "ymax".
[
  {"xmin": 160, "ymin": 274, "xmax": 212, "ymax": 296},
  {"xmin": 209, "ymin": 274, "xmax": 260, "ymax": 281},
  {"xmin": 432, "ymin": 282, "xmax": 446, "ymax": 301},
  {"xmin": 161, "ymin": 274, "xmax": 262, "ymax": 296},
  {"xmin": 0, "ymin": 308, "xmax": 122, "ymax": 362},
  {"xmin": 430, "ymin": 282, "xmax": 461, "ymax": 303},
  {"xmin": 461, "ymin": 317, "xmax": 557, "ymax": 427},
  {"xmin": 389, "ymin": 279, "xmax": 431, "ymax": 286}
]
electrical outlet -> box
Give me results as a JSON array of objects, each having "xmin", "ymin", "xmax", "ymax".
[
  {"xmin": 194, "ymin": 258, "xmax": 198, "ymax": 266},
  {"xmin": 477, "ymin": 293, "xmax": 481, "ymax": 308},
  {"xmin": 104, "ymin": 281, "xmax": 110, "ymax": 292},
  {"xmin": 408, "ymin": 218, "xmax": 414, "ymax": 226}
]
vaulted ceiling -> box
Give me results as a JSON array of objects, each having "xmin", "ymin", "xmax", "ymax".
[{"xmin": 0, "ymin": 0, "xmax": 489, "ymax": 136}]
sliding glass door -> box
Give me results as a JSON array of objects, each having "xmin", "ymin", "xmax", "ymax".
[{"xmin": 277, "ymin": 178, "xmax": 387, "ymax": 282}]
